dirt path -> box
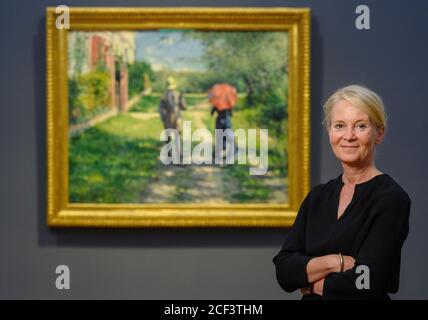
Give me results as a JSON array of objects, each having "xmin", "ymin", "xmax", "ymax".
[
  {"xmin": 139, "ymin": 101, "xmax": 231, "ymax": 203},
  {"xmin": 140, "ymin": 163, "xmax": 231, "ymax": 203},
  {"xmin": 138, "ymin": 101, "xmax": 288, "ymax": 203}
]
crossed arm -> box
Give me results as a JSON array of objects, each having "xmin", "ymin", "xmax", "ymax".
[
  {"xmin": 274, "ymin": 189, "xmax": 410, "ymax": 299},
  {"xmin": 302, "ymin": 254, "xmax": 355, "ymax": 295}
]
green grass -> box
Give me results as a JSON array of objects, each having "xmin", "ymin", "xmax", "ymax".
[
  {"xmin": 170, "ymin": 168, "xmax": 194, "ymax": 202},
  {"xmin": 184, "ymin": 96, "xmax": 208, "ymax": 108},
  {"xmin": 130, "ymin": 93, "xmax": 207, "ymax": 113},
  {"xmin": 129, "ymin": 95, "xmax": 160, "ymax": 113},
  {"xmin": 234, "ymin": 107, "xmax": 288, "ymax": 177},
  {"xmin": 69, "ymin": 91, "xmax": 288, "ymax": 204},
  {"xmin": 69, "ymin": 113, "xmax": 164, "ymax": 203},
  {"xmin": 206, "ymin": 102, "xmax": 288, "ymax": 202},
  {"xmin": 223, "ymin": 164, "xmax": 271, "ymax": 202}
]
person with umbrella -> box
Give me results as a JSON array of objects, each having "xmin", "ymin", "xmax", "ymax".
[{"xmin": 208, "ymin": 83, "xmax": 237, "ymax": 159}]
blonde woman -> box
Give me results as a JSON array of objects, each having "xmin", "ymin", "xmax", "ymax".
[{"xmin": 273, "ymin": 85, "xmax": 411, "ymax": 299}]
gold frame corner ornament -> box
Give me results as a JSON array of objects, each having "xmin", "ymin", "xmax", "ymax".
[{"xmin": 46, "ymin": 7, "xmax": 311, "ymax": 228}]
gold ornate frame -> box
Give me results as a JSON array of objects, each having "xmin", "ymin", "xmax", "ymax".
[{"xmin": 46, "ymin": 7, "xmax": 311, "ymax": 227}]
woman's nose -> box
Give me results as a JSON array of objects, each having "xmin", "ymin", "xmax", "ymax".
[{"xmin": 343, "ymin": 128, "xmax": 356, "ymax": 140}]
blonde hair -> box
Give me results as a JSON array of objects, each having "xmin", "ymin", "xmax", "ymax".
[{"xmin": 322, "ymin": 85, "xmax": 387, "ymax": 132}]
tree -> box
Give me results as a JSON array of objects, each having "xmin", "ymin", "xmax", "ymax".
[
  {"xmin": 185, "ymin": 31, "xmax": 288, "ymax": 108},
  {"xmin": 128, "ymin": 61, "xmax": 155, "ymax": 96}
]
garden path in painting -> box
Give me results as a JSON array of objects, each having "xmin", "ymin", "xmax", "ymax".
[
  {"xmin": 68, "ymin": 31, "xmax": 290, "ymax": 204},
  {"xmin": 69, "ymin": 96, "xmax": 288, "ymax": 204},
  {"xmin": 136, "ymin": 101, "xmax": 287, "ymax": 203},
  {"xmin": 138, "ymin": 101, "xmax": 231, "ymax": 203}
]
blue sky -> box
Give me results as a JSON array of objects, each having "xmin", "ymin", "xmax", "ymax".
[{"xmin": 135, "ymin": 31, "xmax": 206, "ymax": 72}]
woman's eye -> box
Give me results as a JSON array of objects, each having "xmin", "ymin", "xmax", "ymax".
[
  {"xmin": 357, "ymin": 124, "xmax": 368, "ymax": 129},
  {"xmin": 334, "ymin": 124, "xmax": 344, "ymax": 129}
]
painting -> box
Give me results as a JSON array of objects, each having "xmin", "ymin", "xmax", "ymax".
[{"xmin": 46, "ymin": 7, "xmax": 311, "ymax": 227}]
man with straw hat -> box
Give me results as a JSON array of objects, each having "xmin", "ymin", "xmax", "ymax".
[{"xmin": 159, "ymin": 76, "xmax": 186, "ymax": 133}]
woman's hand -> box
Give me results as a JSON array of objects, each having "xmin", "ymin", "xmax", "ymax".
[
  {"xmin": 342, "ymin": 255, "xmax": 356, "ymax": 272},
  {"xmin": 310, "ymin": 256, "xmax": 354, "ymax": 296},
  {"xmin": 312, "ymin": 278, "xmax": 325, "ymax": 296},
  {"xmin": 300, "ymin": 278, "xmax": 329, "ymax": 297},
  {"xmin": 332, "ymin": 254, "xmax": 356, "ymax": 272},
  {"xmin": 300, "ymin": 286, "xmax": 311, "ymax": 295},
  {"xmin": 306, "ymin": 254, "xmax": 353, "ymax": 283},
  {"xmin": 301, "ymin": 255, "xmax": 355, "ymax": 297}
]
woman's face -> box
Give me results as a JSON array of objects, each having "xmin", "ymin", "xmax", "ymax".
[{"xmin": 328, "ymin": 99, "xmax": 384, "ymax": 167}]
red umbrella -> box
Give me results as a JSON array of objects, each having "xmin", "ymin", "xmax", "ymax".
[{"xmin": 208, "ymin": 83, "xmax": 237, "ymax": 111}]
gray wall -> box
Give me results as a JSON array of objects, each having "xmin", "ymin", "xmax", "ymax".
[{"xmin": 1, "ymin": 0, "xmax": 427, "ymax": 299}]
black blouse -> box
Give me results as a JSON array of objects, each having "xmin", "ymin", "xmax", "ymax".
[{"xmin": 273, "ymin": 173, "xmax": 411, "ymax": 299}]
